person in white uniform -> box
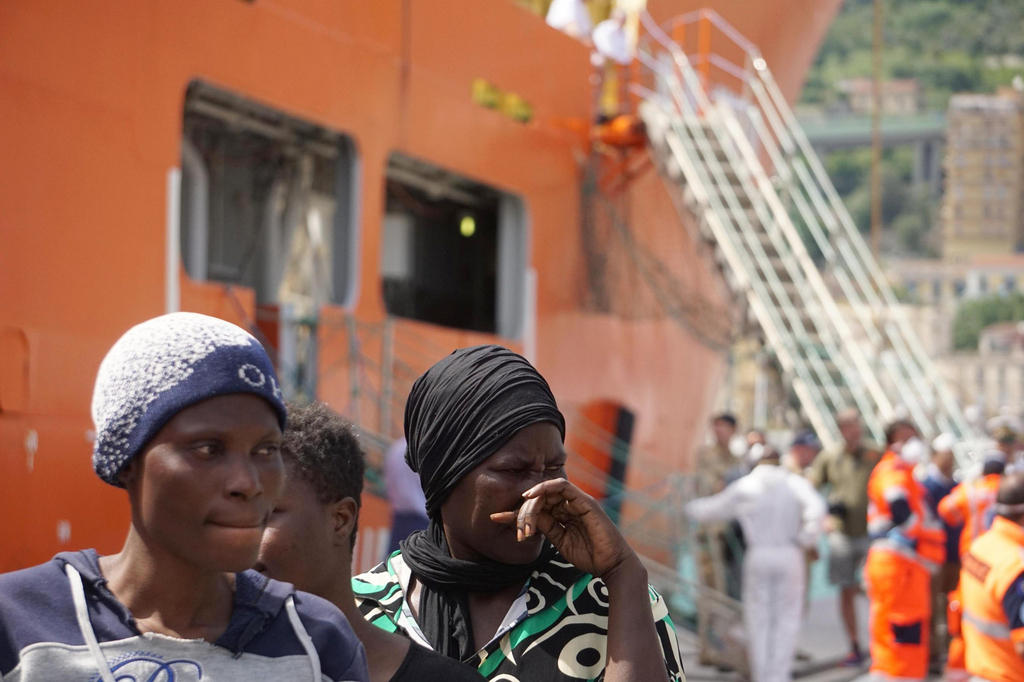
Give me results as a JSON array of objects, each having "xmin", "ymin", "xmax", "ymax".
[{"xmin": 687, "ymin": 444, "xmax": 826, "ymax": 682}]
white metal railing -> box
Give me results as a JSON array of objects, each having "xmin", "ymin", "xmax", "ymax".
[
  {"xmin": 635, "ymin": 13, "xmax": 888, "ymax": 448},
  {"xmin": 698, "ymin": 9, "xmax": 969, "ymax": 440},
  {"xmin": 633, "ymin": 9, "xmax": 975, "ymax": 447}
]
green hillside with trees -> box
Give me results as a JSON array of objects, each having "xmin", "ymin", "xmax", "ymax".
[
  {"xmin": 953, "ymin": 294, "xmax": 1024, "ymax": 350},
  {"xmin": 800, "ymin": 0, "xmax": 1024, "ymax": 257},
  {"xmin": 804, "ymin": 0, "xmax": 1024, "ymax": 110}
]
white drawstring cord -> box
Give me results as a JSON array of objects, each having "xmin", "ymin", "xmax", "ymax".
[
  {"xmin": 68, "ymin": 562, "xmax": 329, "ymax": 682},
  {"xmin": 285, "ymin": 594, "xmax": 322, "ymax": 682},
  {"xmin": 65, "ymin": 563, "xmax": 117, "ymax": 682}
]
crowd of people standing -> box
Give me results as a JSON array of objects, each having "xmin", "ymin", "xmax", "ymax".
[
  {"xmin": 687, "ymin": 407, "xmax": 1024, "ymax": 682},
  {"xmin": 0, "ymin": 313, "xmax": 685, "ymax": 682},
  {"xmin": 3, "ymin": 309, "xmax": 1024, "ymax": 682}
]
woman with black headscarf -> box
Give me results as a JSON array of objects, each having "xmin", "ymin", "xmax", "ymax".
[{"xmin": 353, "ymin": 345, "xmax": 685, "ymax": 681}]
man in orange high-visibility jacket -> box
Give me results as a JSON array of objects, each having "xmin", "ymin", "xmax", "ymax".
[
  {"xmin": 865, "ymin": 422, "xmax": 946, "ymax": 681},
  {"xmin": 939, "ymin": 451, "xmax": 1007, "ymax": 679},
  {"xmin": 960, "ymin": 471, "xmax": 1024, "ymax": 682},
  {"xmin": 940, "ymin": 452, "xmax": 1006, "ymax": 558}
]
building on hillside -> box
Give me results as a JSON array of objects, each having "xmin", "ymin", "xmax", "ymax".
[
  {"xmin": 942, "ymin": 88, "xmax": 1024, "ymax": 260},
  {"xmin": 886, "ymin": 255, "xmax": 1024, "ymax": 419},
  {"xmin": 941, "ymin": 320, "xmax": 1024, "ymax": 418},
  {"xmin": 887, "ymin": 254, "xmax": 1024, "ymax": 311},
  {"xmin": 979, "ymin": 321, "xmax": 1024, "ymax": 355},
  {"xmin": 835, "ymin": 77, "xmax": 920, "ymax": 116}
]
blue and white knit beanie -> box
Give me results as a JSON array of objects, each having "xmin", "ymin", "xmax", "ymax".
[{"xmin": 91, "ymin": 312, "xmax": 287, "ymax": 487}]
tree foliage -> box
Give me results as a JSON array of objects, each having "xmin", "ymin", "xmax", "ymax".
[
  {"xmin": 804, "ymin": 0, "xmax": 1024, "ymax": 107},
  {"xmin": 952, "ymin": 294, "xmax": 1024, "ymax": 350},
  {"xmin": 820, "ymin": 147, "xmax": 936, "ymax": 256},
  {"xmin": 802, "ymin": 0, "xmax": 1024, "ymax": 257}
]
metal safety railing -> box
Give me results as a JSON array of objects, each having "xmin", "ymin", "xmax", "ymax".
[
  {"xmin": 631, "ymin": 9, "xmax": 975, "ymax": 450},
  {"xmin": 688, "ymin": 8, "xmax": 970, "ymax": 440},
  {"xmin": 633, "ymin": 14, "xmax": 883, "ymax": 448}
]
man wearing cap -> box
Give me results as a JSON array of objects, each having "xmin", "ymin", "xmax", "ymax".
[
  {"xmin": 959, "ymin": 471, "xmax": 1024, "ymax": 682},
  {"xmin": 783, "ymin": 430, "xmax": 821, "ymax": 476},
  {"xmin": 940, "ymin": 448, "xmax": 1007, "ymax": 678},
  {"xmin": 806, "ymin": 409, "xmax": 880, "ymax": 666},
  {"xmin": 687, "ymin": 445, "xmax": 825, "ymax": 682}
]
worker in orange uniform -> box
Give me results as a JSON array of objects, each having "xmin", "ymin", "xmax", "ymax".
[
  {"xmin": 865, "ymin": 421, "xmax": 946, "ymax": 681},
  {"xmin": 939, "ymin": 450, "xmax": 1007, "ymax": 680},
  {"xmin": 959, "ymin": 471, "xmax": 1024, "ymax": 682}
]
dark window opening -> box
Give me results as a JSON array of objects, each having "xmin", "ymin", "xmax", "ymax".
[{"xmin": 381, "ymin": 154, "xmax": 526, "ymax": 336}]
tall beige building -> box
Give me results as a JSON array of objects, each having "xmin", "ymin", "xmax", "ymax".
[{"xmin": 942, "ymin": 88, "xmax": 1024, "ymax": 261}]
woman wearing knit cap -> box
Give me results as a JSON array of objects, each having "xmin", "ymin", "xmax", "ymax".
[
  {"xmin": 0, "ymin": 312, "xmax": 369, "ymax": 682},
  {"xmin": 353, "ymin": 345, "xmax": 685, "ymax": 681}
]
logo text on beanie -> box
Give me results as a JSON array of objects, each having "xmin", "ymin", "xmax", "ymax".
[{"xmin": 238, "ymin": 363, "xmax": 283, "ymax": 400}]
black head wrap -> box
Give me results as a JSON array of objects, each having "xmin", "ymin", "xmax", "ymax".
[
  {"xmin": 398, "ymin": 344, "xmax": 568, "ymax": 661},
  {"xmin": 403, "ymin": 344, "xmax": 566, "ymax": 519}
]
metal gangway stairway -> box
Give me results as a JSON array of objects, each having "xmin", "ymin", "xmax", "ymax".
[{"xmin": 631, "ymin": 10, "xmax": 973, "ymax": 451}]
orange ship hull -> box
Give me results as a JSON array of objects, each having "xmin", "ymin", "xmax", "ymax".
[{"xmin": 0, "ymin": 0, "xmax": 839, "ymax": 572}]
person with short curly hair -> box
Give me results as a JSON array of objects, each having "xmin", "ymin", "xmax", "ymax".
[
  {"xmin": 257, "ymin": 401, "xmax": 482, "ymax": 682},
  {"xmin": 280, "ymin": 400, "xmax": 366, "ymax": 550}
]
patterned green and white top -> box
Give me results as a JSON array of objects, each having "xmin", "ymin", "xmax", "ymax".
[{"xmin": 352, "ymin": 552, "xmax": 686, "ymax": 682}]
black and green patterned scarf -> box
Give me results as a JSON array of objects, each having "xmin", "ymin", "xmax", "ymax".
[{"xmin": 401, "ymin": 522, "xmax": 558, "ymax": 660}]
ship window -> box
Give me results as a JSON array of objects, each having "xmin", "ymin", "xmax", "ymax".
[
  {"xmin": 381, "ymin": 153, "xmax": 527, "ymax": 337},
  {"xmin": 179, "ymin": 82, "xmax": 360, "ymax": 307}
]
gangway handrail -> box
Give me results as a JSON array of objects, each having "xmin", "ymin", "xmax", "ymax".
[
  {"xmin": 641, "ymin": 66, "xmax": 847, "ymax": 445},
  {"xmin": 712, "ymin": 103, "xmax": 893, "ymax": 438},
  {"xmin": 637, "ymin": 12, "xmax": 907, "ymax": 448},
  {"xmin": 633, "ymin": 53, "xmax": 844, "ymax": 439},
  {"xmin": 756, "ymin": 69, "xmax": 972, "ymax": 438},
  {"xmin": 663, "ymin": 9, "xmax": 760, "ymax": 59},
  {"xmin": 740, "ymin": 73, "xmax": 939, "ymax": 432},
  {"xmin": 643, "ymin": 8, "xmax": 974, "ymax": 443}
]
